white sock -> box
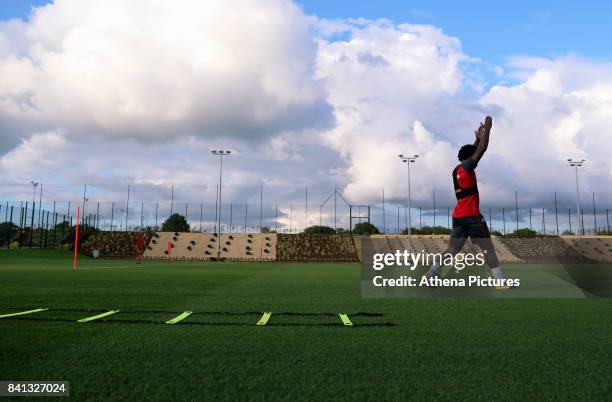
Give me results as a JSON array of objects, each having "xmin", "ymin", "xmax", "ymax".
[
  {"xmin": 491, "ymin": 266, "xmax": 504, "ymax": 280},
  {"xmin": 426, "ymin": 263, "xmax": 442, "ymax": 277}
]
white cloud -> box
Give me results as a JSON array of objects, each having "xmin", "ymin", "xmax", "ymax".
[
  {"xmin": 315, "ymin": 19, "xmax": 478, "ymax": 203},
  {"xmin": 0, "ymin": 0, "xmax": 331, "ymax": 142},
  {"xmin": 481, "ymin": 55, "xmax": 612, "ymax": 195}
]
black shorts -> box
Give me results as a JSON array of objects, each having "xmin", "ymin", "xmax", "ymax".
[
  {"xmin": 450, "ymin": 215, "xmax": 490, "ymax": 239},
  {"xmin": 448, "ymin": 215, "xmax": 499, "ymax": 267}
]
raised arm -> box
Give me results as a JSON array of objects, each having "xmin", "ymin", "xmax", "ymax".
[{"xmin": 470, "ymin": 116, "xmax": 492, "ymax": 163}]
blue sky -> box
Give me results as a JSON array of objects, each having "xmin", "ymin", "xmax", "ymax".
[
  {"xmin": 298, "ymin": 0, "xmax": 612, "ymax": 64},
  {"xmin": 5, "ymin": 0, "xmax": 609, "ymax": 65}
]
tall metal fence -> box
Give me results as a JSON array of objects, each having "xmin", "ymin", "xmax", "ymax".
[{"xmin": 2, "ymin": 183, "xmax": 612, "ymax": 248}]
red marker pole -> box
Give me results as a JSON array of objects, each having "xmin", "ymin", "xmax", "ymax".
[{"xmin": 73, "ymin": 206, "xmax": 80, "ymax": 271}]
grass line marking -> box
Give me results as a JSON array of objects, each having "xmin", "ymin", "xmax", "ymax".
[
  {"xmin": 0, "ymin": 308, "xmax": 48, "ymax": 319},
  {"xmin": 338, "ymin": 313, "xmax": 353, "ymax": 326},
  {"xmin": 256, "ymin": 312, "xmax": 272, "ymax": 326},
  {"xmin": 77, "ymin": 310, "xmax": 120, "ymax": 323},
  {"xmin": 165, "ymin": 311, "xmax": 192, "ymax": 325}
]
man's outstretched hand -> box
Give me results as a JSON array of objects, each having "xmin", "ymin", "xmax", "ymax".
[
  {"xmin": 475, "ymin": 116, "xmax": 493, "ymax": 140},
  {"xmin": 470, "ymin": 116, "xmax": 492, "ymax": 162},
  {"xmin": 483, "ymin": 115, "xmax": 493, "ymax": 131}
]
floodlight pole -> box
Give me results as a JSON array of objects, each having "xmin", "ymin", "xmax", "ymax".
[
  {"xmin": 575, "ymin": 167, "xmax": 581, "ymax": 234},
  {"xmin": 567, "ymin": 158, "xmax": 585, "ymax": 258},
  {"xmin": 30, "ymin": 182, "xmax": 38, "ymax": 228},
  {"xmin": 398, "ymin": 154, "xmax": 419, "ymax": 248},
  {"xmin": 212, "ymin": 150, "xmax": 232, "ymax": 259},
  {"xmin": 82, "ymin": 184, "xmax": 87, "ymax": 227}
]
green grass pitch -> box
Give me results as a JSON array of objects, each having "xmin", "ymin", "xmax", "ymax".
[{"xmin": 1, "ymin": 250, "xmax": 610, "ymax": 401}]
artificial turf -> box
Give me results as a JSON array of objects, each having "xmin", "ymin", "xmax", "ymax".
[{"xmin": 0, "ymin": 249, "xmax": 611, "ymax": 401}]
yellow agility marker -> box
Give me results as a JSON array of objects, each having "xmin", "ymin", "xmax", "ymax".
[
  {"xmin": 338, "ymin": 314, "xmax": 353, "ymax": 326},
  {"xmin": 77, "ymin": 310, "xmax": 120, "ymax": 323},
  {"xmin": 165, "ymin": 311, "xmax": 192, "ymax": 325},
  {"xmin": 0, "ymin": 308, "xmax": 48, "ymax": 319},
  {"xmin": 256, "ymin": 312, "xmax": 272, "ymax": 326}
]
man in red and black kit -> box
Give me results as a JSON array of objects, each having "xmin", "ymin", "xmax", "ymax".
[{"xmin": 425, "ymin": 116, "xmax": 508, "ymax": 287}]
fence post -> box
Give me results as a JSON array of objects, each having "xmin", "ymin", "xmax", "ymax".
[
  {"xmin": 110, "ymin": 202, "xmax": 115, "ymax": 232},
  {"xmin": 259, "ymin": 187, "xmax": 263, "ymax": 233},
  {"xmin": 7, "ymin": 206, "xmax": 14, "ymax": 248},
  {"xmin": 29, "ymin": 201, "xmax": 35, "ymax": 248},
  {"xmin": 52, "ymin": 210, "xmax": 57, "ymax": 248},
  {"xmin": 419, "ymin": 207, "xmax": 422, "ymax": 230},
  {"xmin": 81, "ymin": 184, "xmax": 86, "ymax": 227},
  {"xmin": 244, "ymin": 204, "xmax": 248, "ymax": 233},
  {"xmin": 305, "ymin": 187, "xmax": 308, "ymax": 230},
  {"xmin": 275, "ymin": 204, "xmax": 278, "ymax": 233},
  {"xmin": 96, "ymin": 202, "xmax": 100, "ymax": 230},
  {"xmin": 38, "ymin": 183, "xmax": 43, "ymax": 230},
  {"xmin": 382, "ymin": 188, "xmax": 386, "ymax": 234},
  {"xmin": 70, "ymin": 215, "xmax": 73, "ymax": 250},
  {"xmin": 39, "ymin": 206, "xmax": 44, "ymax": 248},
  {"xmin": 170, "ymin": 184, "xmax": 174, "ymax": 215},
  {"xmin": 126, "ymin": 185, "xmax": 130, "ymax": 231},
  {"xmin": 515, "ymin": 191, "xmax": 519, "ymax": 232},
  {"xmin": 60, "ymin": 214, "xmax": 66, "ymax": 248},
  {"xmin": 502, "ymin": 207, "xmax": 506, "ymax": 234},
  {"xmin": 397, "ymin": 204, "xmax": 400, "ymax": 234},
  {"xmin": 554, "ymin": 192, "xmax": 559, "ymax": 235},
  {"xmin": 568, "ymin": 208, "xmax": 572, "ymax": 234},
  {"xmin": 18, "ymin": 202, "xmax": 23, "ymax": 248},
  {"xmin": 432, "ymin": 189, "xmax": 436, "ymax": 234},
  {"xmin": 39, "ymin": 210, "xmax": 45, "ymax": 248},
  {"xmin": 229, "ymin": 204, "xmax": 233, "ymax": 234},
  {"xmin": 592, "ymin": 192, "xmax": 597, "ymax": 234},
  {"xmin": 44, "ymin": 211, "xmax": 50, "ymax": 248}
]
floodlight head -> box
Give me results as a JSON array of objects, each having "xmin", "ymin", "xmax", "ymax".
[
  {"xmin": 398, "ymin": 154, "xmax": 404, "ymax": 158},
  {"xmin": 414, "ymin": 154, "xmax": 419, "ymax": 158}
]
